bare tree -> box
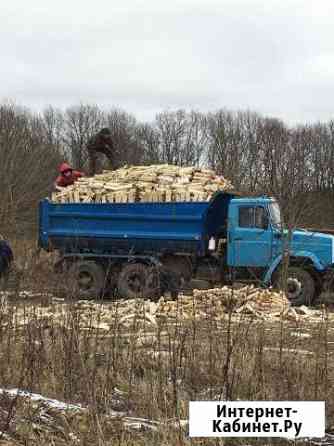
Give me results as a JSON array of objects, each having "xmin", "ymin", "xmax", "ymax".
[
  {"xmin": 64, "ymin": 104, "xmax": 105, "ymax": 169},
  {"xmin": 42, "ymin": 106, "xmax": 65, "ymax": 157},
  {"xmin": 137, "ymin": 123, "xmax": 161, "ymax": 164},
  {"xmin": 0, "ymin": 104, "xmax": 62, "ymax": 236},
  {"xmin": 105, "ymin": 109, "xmax": 144, "ymax": 167},
  {"xmin": 207, "ymin": 110, "xmax": 262, "ymax": 190},
  {"xmin": 153, "ymin": 110, "xmax": 207, "ymax": 166}
]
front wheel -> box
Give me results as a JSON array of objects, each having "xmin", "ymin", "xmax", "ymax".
[{"xmin": 273, "ymin": 266, "xmax": 315, "ymax": 306}]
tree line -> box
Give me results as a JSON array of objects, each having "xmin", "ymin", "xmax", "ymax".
[{"xmin": 0, "ymin": 102, "xmax": 333, "ymax": 236}]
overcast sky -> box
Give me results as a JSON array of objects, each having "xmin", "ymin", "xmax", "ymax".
[{"xmin": 1, "ymin": 0, "xmax": 334, "ymax": 124}]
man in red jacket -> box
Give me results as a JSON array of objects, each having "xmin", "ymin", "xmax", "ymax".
[{"xmin": 54, "ymin": 162, "xmax": 84, "ymax": 190}]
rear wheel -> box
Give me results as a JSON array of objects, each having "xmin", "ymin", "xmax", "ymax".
[
  {"xmin": 117, "ymin": 263, "xmax": 160, "ymax": 299},
  {"xmin": 68, "ymin": 261, "xmax": 106, "ymax": 299},
  {"xmin": 273, "ymin": 266, "xmax": 315, "ymax": 306},
  {"xmin": 161, "ymin": 255, "xmax": 192, "ymax": 284}
]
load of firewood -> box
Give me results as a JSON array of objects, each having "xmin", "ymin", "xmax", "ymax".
[{"xmin": 51, "ymin": 164, "xmax": 234, "ymax": 204}]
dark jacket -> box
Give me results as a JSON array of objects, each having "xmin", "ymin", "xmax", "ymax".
[{"xmin": 0, "ymin": 240, "xmax": 13, "ymax": 273}]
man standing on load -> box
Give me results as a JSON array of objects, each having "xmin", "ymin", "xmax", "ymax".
[
  {"xmin": 54, "ymin": 128, "xmax": 114, "ymax": 189},
  {"xmin": 87, "ymin": 127, "xmax": 114, "ymax": 176}
]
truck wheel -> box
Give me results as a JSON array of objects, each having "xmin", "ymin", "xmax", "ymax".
[
  {"xmin": 117, "ymin": 263, "xmax": 160, "ymax": 299},
  {"xmin": 274, "ymin": 266, "xmax": 315, "ymax": 306},
  {"xmin": 69, "ymin": 261, "xmax": 106, "ymax": 299},
  {"xmin": 162, "ymin": 256, "xmax": 192, "ymax": 283},
  {"xmin": 323, "ymin": 269, "xmax": 334, "ymax": 292}
]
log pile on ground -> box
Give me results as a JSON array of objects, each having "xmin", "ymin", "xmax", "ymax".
[
  {"xmin": 51, "ymin": 164, "xmax": 234, "ymax": 203},
  {"xmin": 156, "ymin": 286, "xmax": 295, "ymax": 321},
  {"xmin": 0, "ymin": 286, "xmax": 308, "ymax": 330}
]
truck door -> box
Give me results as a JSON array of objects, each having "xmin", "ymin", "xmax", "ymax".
[{"xmin": 228, "ymin": 205, "xmax": 272, "ymax": 267}]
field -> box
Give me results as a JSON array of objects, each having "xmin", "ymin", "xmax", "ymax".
[{"xmin": 0, "ymin": 244, "xmax": 333, "ymax": 445}]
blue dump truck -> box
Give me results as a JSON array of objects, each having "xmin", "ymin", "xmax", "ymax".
[{"xmin": 38, "ymin": 191, "xmax": 334, "ymax": 305}]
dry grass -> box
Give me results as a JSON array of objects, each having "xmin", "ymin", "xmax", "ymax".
[{"xmin": 0, "ymin": 244, "xmax": 331, "ymax": 445}]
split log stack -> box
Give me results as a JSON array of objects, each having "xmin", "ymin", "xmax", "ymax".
[{"xmin": 51, "ymin": 164, "xmax": 234, "ymax": 204}]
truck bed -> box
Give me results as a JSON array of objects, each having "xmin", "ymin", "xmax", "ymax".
[{"xmin": 38, "ymin": 192, "xmax": 234, "ymax": 257}]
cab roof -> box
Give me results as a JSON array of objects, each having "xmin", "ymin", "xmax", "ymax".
[
  {"xmin": 232, "ymin": 196, "xmax": 276, "ymax": 205},
  {"xmin": 214, "ymin": 190, "xmax": 276, "ymax": 204}
]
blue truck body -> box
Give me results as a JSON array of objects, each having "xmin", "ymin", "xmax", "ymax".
[
  {"xmin": 38, "ymin": 192, "xmax": 233, "ymax": 257},
  {"xmin": 38, "ymin": 192, "xmax": 334, "ymax": 304}
]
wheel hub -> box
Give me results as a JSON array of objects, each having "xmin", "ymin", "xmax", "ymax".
[
  {"xmin": 128, "ymin": 273, "xmax": 145, "ymax": 293},
  {"xmin": 287, "ymin": 277, "xmax": 302, "ymax": 299},
  {"xmin": 78, "ymin": 271, "xmax": 94, "ymax": 290}
]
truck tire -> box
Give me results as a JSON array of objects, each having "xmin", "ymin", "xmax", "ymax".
[
  {"xmin": 161, "ymin": 255, "xmax": 192, "ymax": 283},
  {"xmin": 68, "ymin": 261, "xmax": 106, "ymax": 299},
  {"xmin": 317, "ymin": 269, "xmax": 334, "ymax": 304},
  {"xmin": 273, "ymin": 266, "xmax": 315, "ymax": 306},
  {"xmin": 117, "ymin": 263, "xmax": 160, "ymax": 299}
]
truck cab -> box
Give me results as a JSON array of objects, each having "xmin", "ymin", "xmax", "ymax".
[
  {"xmin": 219, "ymin": 196, "xmax": 334, "ymax": 305},
  {"xmin": 227, "ymin": 197, "xmax": 280, "ymax": 267}
]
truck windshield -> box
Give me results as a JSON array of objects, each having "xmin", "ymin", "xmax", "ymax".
[{"xmin": 269, "ymin": 202, "xmax": 282, "ymax": 229}]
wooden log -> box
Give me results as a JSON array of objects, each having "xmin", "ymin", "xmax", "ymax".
[
  {"xmin": 165, "ymin": 190, "xmax": 172, "ymax": 202},
  {"xmin": 107, "ymin": 193, "xmax": 115, "ymax": 203},
  {"xmin": 95, "ymin": 192, "xmax": 102, "ymax": 203},
  {"xmin": 127, "ymin": 191, "xmax": 136, "ymax": 203},
  {"xmin": 73, "ymin": 190, "xmax": 80, "ymax": 202},
  {"xmin": 51, "ymin": 192, "xmax": 58, "ymax": 202}
]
